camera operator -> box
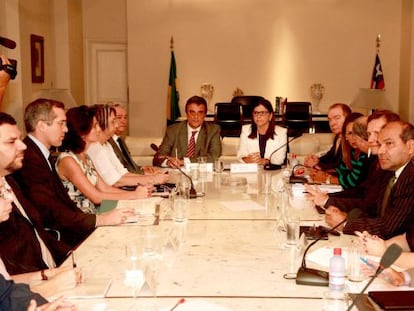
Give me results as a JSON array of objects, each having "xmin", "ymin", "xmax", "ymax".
[{"xmin": 0, "ymin": 54, "xmax": 12, "ymax": 107}]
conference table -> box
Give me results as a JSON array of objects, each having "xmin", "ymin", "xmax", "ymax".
[{"xmin": 63, "ymin": 169, "xmax": 375, "ymax": 310}]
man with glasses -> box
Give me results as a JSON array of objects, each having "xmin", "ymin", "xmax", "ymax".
[{"xmin": 153, "ymin": 96, "xmax": 221, "ymax": 167}]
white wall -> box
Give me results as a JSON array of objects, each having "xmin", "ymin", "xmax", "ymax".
[{"xmin": 127, "ymin": 0, "xmax": 405, "ymax": 137}]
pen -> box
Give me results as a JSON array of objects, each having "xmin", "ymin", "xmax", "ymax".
[
  {"xmin": 170, "ymin": 298, "xmax": 185, "ymax": 311},
  {"xmin": 175, "ymin": 148, "xmax": 178, "ymax": 163},
  {"xmin": 71, "ymin": 251, "xmax": 77, "ymax": 268},
  {"xmin": 360, "ymin": 257, "xmax": 374, "ymax": 269}
]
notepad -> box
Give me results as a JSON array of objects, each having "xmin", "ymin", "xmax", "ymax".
[{"xmin": 368, "ymin": 290, "xmax": 414, "ymax": 310}]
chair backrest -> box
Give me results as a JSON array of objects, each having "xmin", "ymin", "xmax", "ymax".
[
  {"xmin": 214, "ymin": 103, "xmax": 243, "ymax": 137},
  {"xmin": 282, "ymin": 101, "xmax": 312, "ymax": 136},
  {"xmin": 231, "ymin": 96, "xmax": 264, "ymax": 121}
]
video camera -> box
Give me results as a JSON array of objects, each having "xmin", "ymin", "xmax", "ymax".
[{"xmin": 0, "ymin": 36, "xmax": 17, "ymax": 80}]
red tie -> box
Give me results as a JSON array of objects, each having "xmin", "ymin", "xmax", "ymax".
[{"xmin": 186, "ymin": 131, "xmax": 197, "ymax": 158}]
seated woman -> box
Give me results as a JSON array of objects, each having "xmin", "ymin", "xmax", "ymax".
[
  {"xmin": 310, "ymin": 113, "xmax": 370, "ymax": 189},
  {"xmin": 56, "ymin": 106, "xmax": 152, "ymax": 214},
  {"xmin": 237, "ymin": 98, "xmax": 287, "ymax": 166},
  {"xmin": 0, "ymin": 198, "xmax": 80, "ymax": 310},
  {"xmin": 87, "ymin": 104, "xmax": 168, "ymax": 188}
]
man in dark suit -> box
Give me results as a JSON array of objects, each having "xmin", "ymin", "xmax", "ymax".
[
  {"xmin": 108, "ymin": 102, "xmax": 151, "ymax": 174},
  {"xmin": 304, "ymin": 103, "xmax": 351, "ymax": 171},
  {"xmin": 153, "ymin": 96, "xmax": 221, "ymax": 167},
  {"xmin": 12, "ymin": 98, "xmax": 134, "ymax": 248},
  {"xmin": 0, "ymin": 112, "xmax": 70, "ymax": 274},
  {"xmin": 325, "ymin": 121, "xmax": 414, "ymax": 239}
]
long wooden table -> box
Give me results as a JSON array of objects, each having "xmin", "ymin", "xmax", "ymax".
[{"xmin": 63, "ymin": 170, "xmax": 367, "ymax": 310}]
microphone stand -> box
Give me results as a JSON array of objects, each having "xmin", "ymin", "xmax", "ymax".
[
  {"xmin": 346, "ymin": 243, "xmax": 403, "ymax": 311},
  {"xmin": 296, "ymin": 209, "xmax": 362, "ymax": 286},
  {"xmin": 151, "ymin": 143, "xmax": 198, "ymax": 199},
  {"xmin": 264, "ymin": 134, "xmax": 302, "ymax": 171}
]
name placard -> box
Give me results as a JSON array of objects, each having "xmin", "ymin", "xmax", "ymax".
[{"xmin": 230, "ymin": 163, "xmax": 258, "ymax": 173}]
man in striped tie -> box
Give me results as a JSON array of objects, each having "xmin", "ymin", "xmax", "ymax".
[{"xmin": 153, "ymin": 96, "xmax": 221, "ymax": 167}]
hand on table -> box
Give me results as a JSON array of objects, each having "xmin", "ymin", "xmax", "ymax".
[
  {"xmin": 325, "ymin": 205, "xmax": 347, "ymax": 228},
  {"xmin": 27, "ymin": 296, "xmax": 77, "ymax": 311},
  {"xmin": 304, "ymin": 154, "xmax": 319, "ymax": 168},
  {"xmin": 304, "ymin": 185, "xmax": 329, "ymax": 206},
  {"xmin": 355, "ymin": 230, "xmax": 387, "ymax": 257}
]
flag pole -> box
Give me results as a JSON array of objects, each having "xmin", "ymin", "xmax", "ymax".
[{"xmin": 376, "ymin": 34, "xmax": 381, "ymax": 54}]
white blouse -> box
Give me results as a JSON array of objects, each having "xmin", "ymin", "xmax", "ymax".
[{"xmin": 237, "ymin": 124, "xmax": 287, "ymax": 165}]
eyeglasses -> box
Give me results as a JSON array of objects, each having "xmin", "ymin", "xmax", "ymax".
[{"xmin": 253, "ymin": 111, "xmax": 270, "ymax": 117}]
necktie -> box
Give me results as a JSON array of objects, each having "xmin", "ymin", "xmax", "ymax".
[
  {"xmin": 186, "ymin": 131, "xmax": 197, "ymax": 158},
  {"xmin": 117, "ymin": 137, "xmax": 139, "ymax": 170},
  {"xmin": 380, "ymin": 174, "xmax": 396, "ymax": 217}
]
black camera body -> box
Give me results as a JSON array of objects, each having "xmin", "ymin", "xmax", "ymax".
[{"xmin": 0, "ymin": 58, "xmax": 17, "ymax": 80}]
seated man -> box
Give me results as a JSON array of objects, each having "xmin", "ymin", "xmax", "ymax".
[
  {"xmin": 324, "ymin": 121, "xmax": 414, "ymax": 239},
  {"xmin": 153, "ymin": 96, "xmax": 222, "ymax": 167},
  {"xmin": 307, "ymin": 110, "xmax": 400, "ymax": 213},
  {"xmin": 108, "ymin": 102, "xmax": 157, "ymax": 174},
  {"xmin": 13, "ymin": 99, "xmax": 135, "ymax": 248},
  {"xmin": 304, "ymin": 103, "xmax": 351, "ymax": 171},
  {"xmin": 0, "ymin": 112, "xmax": 70, "ymax": 274}
]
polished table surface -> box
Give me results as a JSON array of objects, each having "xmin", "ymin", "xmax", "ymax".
[{"xmin": 62, "ymin": 170, "xmax": 378, "ymax": 310}]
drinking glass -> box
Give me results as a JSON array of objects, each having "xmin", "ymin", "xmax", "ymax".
[
  {"xmin": 348, "ymin": 239, "xmax": 365, "ymax": 282},
  {"xmin": 286, "ymin": 216, "xmax": 300, "ymax": 246},
  {"xmin": 214, "ymin": 158, "xmax": 224, "ymax": 174},
  {"xmin": 124, "ymin": 243, "xmax": 145, "ymax": 310}
]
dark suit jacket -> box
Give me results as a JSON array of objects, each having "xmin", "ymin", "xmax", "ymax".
[
  {"xmin": 326, "ymin": 156, "xmax": 394, "ymax": 217},
  {"xmin": 153, "ymin": 121, "xmax": 222, "ymax": 166},
  {"xmin": 318, "ymin": 134, "xmax": 342, "ymax": 171},
  {"xmin": 0, "ymin": 176, "xmax": 71, "ymax": 275},
  {"xmin": 12, "ymin": 136, "xmax": 96, "ymax": 247},
  {"xmin": 108, "ymin": 137, "xmax": 143, "ymax": 174},
  {"xmin": 343, "ymin": 160, "xmax": 414, "ymax": 239}
]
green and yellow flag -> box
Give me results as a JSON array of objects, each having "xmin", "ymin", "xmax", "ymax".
[{"xmin": 167, "ymin": 38, "xmax": 180, "ymax": 121}]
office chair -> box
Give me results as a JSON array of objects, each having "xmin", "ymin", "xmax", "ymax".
[
  {"xmin": 231, "ymin": 95, "xmax": 264, "ymax": 124},
  {"xmin": 214, "ymin": 102, "xmax": 243, "ymax": 137},
  {"xmin": 282, "ymin": 101, "xmax": 312, "ymax": 137}
]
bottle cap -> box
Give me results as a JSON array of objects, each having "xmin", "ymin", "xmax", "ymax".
[{"xmin": 333, "ymin": 247, "xmax": 342, "ymax": 255}]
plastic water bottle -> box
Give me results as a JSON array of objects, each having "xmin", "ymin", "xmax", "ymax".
[{"xmin": 329, "ymin": 247, "xmax": 345, "ymax": 292}]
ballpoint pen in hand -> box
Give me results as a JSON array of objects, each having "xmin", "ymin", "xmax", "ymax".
[{"xmin": 71, "ymin": 251, "xmax": 77, "ymax": 268}]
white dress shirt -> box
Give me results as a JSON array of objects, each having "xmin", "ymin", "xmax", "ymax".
[{"xmin": 87, "ymin": 142, "xmax": 128, "ymax": 186}]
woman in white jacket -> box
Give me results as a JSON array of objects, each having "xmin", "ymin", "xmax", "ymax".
[{"xmin": 237, "ymin": 98, "xmax": 287, "ymax": 165}]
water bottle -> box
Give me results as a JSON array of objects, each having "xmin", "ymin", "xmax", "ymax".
[{"xmin": 329, "ymin": 247, "xmax": 345, "ymax": 292}]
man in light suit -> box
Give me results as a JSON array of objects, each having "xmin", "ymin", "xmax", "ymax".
[{"xmin": 153, "ymin": 96, "xmax": 221, "ymax": 167}]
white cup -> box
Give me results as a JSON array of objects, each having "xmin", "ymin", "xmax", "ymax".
[{"xmin": 286, "ymin": 216, "xmax": 300, "ymax": 245}]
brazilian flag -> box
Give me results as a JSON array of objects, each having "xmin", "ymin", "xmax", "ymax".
[{"xmin": 167, "ymin": 50, "xmax": 180, "ymax": 121}]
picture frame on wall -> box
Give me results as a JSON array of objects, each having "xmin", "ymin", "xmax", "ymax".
[{"xmin": 30, "ymin": 34, "xmax": 44, "ymax": 83}]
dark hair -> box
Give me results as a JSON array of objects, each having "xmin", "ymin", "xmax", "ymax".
[
  {"xmin": 367, "ymin": 109, "xmax": 400, "ymax": 124},
  {"xmin": 24, "ymin": 98, "xmax": 65, "ymax": 133},
  {"xmin": 329, "ymin": 103, "xmax": 352, "ymax": 118},
  {"xmin": 185, "ymin": 96, "xmax": 207, "ymax": 113},
  {"xmin": 248, "ymin": 98, "xmax": 276, "ymax": 140},
  {"xmin": 92, "ymin": 104, "xmax": 115, "ymax": 131},
  {"xmin": 391, "ymin": 121, "xmax": 414, "ymax": 143},
  {"xmin": 0, "ymin": 112, "xmax": 17, "ymax": 127},
  {"xmin": 60, "ymin": 105, "xmax": 95, "ymax": 154},
  {"xmin": 352, "ymin": 116, "xmax": 368, "ymax": 140},
  {"xmin": 341, "ymin": 112, "xmax": 363, "ymax": 169}
]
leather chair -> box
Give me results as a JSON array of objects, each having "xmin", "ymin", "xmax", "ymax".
[
  {"xmin": 214, "ymin": 102, "xmax": 243, "ymax": 137},
  {"xmin": 282, "ymin": 101, "xmax": 312, "ymax": 137},
  {"xmin": 231, "ymin": 95, "xmax": 264, "ymax": 124}
]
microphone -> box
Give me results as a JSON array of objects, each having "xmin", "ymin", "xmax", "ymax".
[
  {"xmin": 346, "ymin": 243, "xmax": 403, "ymax": 311},
  {"xmin": 296, "ymin": 209, "xmax": 362, "ymax": 286},
  {"xmin": 150, "ymin": 143, "xmax": 197, "ymax": 199},
  {"xmin": 264, "ymin": 133, "xmax": 302, "ymax": 171},
  {"xmin": 0, "ymin": 36, "xmax": 16, "ymax": 49}
]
